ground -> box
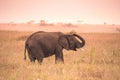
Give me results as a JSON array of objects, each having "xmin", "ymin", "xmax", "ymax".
[{"xmin": 0, "ymin": 31, "xmax": 120, "ymax": 80}]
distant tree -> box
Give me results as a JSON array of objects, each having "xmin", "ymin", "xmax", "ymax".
[
  {"xmin": 104, "ymin": 22, "xmax": 107, "ymax": 25},
  {"xmin": 64, "ymin": 23, "xmax": 73, "ymax": 27},
  {"xmin": 77, "ymin": 20, "xmax": 83, "ymax": 24},
  {"xmin": 27, "ymin": 20, "xmax": 35, "ymax": 24},
  {"xmin": 116, "ymin": 28, "xmax": 120, "ymax": 32},
  {"xmin": 9, "ymin": 21, "xmax": 14, "ymax": 24},
  {"xmin": 56, "ymin": 22, "xmax": 63, "ymax": 26},
  {"xmin": 8, "ymin": 21, "xmax": 16, "ymax": 26},
  {"xmin": 48, "ymin": 23, "xmax": 54, "ymax": 26},
  {"xmin": 62, "ymin": 23, "xmax": 75, "ymax": 27},
  {"xmin": 40, "ymin": 20, "xmax": 46, "ymax": 26}
]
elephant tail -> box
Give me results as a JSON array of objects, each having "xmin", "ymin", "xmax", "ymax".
[{"xmin": 24, "ymin": 43, "xmax": 27, "ymax": 60}]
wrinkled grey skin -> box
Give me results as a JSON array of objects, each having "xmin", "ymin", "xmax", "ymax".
[{"xmin": 24, "ymin": 31, "xmax": 85, "ymax": 64}]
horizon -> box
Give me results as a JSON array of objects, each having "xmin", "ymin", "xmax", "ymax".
[
  {"xmin": 0, "ymin": 19, "xmax": 119, "ymax": 25},
  {"xmin": 0, "ymin": 0, "xmax": 120, "ymax": 24},
  {"xmin": 0, "ymin": 20, "xmax": 119, "ymax": 25}
]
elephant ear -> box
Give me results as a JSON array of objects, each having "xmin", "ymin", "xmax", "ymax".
[{"xmin": 58, "ymin": 35, "xmax": 70, "ymax": 50}]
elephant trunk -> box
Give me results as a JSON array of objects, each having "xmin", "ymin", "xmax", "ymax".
[{"xmin": 73, "ymin": 34, "xmax": 85, "ymax": 47}]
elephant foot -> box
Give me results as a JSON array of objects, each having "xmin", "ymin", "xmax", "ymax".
[
  {"xmin": 29, "ymin": 58, "xmax": 36, "ymax": 63},
  {"xmin": 37, "ymin": 59, "xmax": 43, "ymax": 65},
  {"xmin": 55, "ymin": 59, "xmax": 64, "ymax": 64}
]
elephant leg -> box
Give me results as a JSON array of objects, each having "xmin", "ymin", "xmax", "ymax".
[
  {"xmin": 36, "ymin": 54, "xmax": 44, "ymax": 65},
  {"xmin": 28, "ymin": 54, "xmax": 36, "ymax": 62},
  {"xmin": 55, "ymin": 47, "xmax": 64, "ymax": 64},
  {"xmin": 36, "ymin": 51, "xmax": 44, "ymax": 65},
  {"xmin": 55, "ymin": 46, "xmax": 64, "ymax": 63},
  {"xmin": 37, "ymin": 57, "xmax": 43, "ymax": 65},
  {"xmin": 55, "ymin": 52, "xmax": 64, "ymax": 64},
  {"xmin": 27, "ymin": 49, "xmax": 36, "ymax": 62}
]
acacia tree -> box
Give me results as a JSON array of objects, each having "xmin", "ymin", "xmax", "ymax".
[
  {"xmin": 40, "ymin": 20, "xmax": 46, "ymax": 26},
  {"xmin": 27, "ymin": 20, "xmax": 35, "ymax": 24},
  {"xmin": 116, "ymin": 28, "xmax": 120, "ymax": 32}
]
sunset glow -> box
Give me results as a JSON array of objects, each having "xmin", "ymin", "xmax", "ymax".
[{"xmin": 0, "ymin": 0, "xmax": 120, "ymax": 24}]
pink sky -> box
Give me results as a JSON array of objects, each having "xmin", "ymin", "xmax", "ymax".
[{"xmin": 0, "ymin": 0, "xmax": 120, "ymax": 24}]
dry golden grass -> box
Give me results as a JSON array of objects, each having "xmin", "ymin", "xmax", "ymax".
[{"xmin": 0, "ymin": 31, "xmax": 120, "ymax": 80}]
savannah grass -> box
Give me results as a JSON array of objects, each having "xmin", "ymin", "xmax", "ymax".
[
  {"xmin": 0, "ymin": 31, "xmax": 120, "ymax": 80},
  {"xmin": 90, "ymin": 46, "xmax": 95, "ymax": 64}
]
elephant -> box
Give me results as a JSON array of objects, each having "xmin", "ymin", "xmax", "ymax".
[{"xmin": 24, "ymin": 31, "xmax": 85, "ymax": 64}]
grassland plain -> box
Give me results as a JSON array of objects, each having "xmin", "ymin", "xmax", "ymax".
[{"xmin": 0, "ymin": 30, "xmax": 120, "ymax": 80}]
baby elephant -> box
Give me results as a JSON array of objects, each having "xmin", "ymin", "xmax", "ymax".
[{"xmin": 24, "ymin": 31, "xmax": 85, "ymax": 64}]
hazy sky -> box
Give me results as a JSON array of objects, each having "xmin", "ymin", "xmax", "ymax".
[{"xmin": 0, "ymin": 0, "xmax": 120, "ymax": 24}]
